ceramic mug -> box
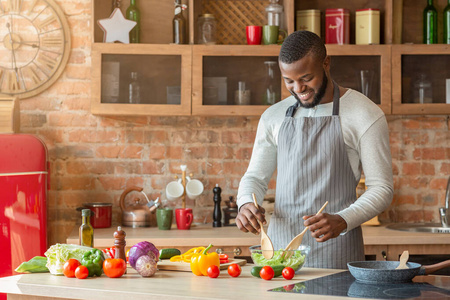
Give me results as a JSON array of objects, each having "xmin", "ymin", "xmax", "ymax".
[
  {"xmin": 262, "ymin": 25, "xmax": 287, "ymax": 45},
  {"xmin": 246, "ymin": 25, "xmax": 262, "ymax": 45},
  {"xmin": 156, "ymin": 208, "xmax": 173, "ymax": 230},
  {"xmin": 185, "ymin": 178, "xmax": 204, "ymax": 200},
  {"xmin": 175, "ymin": 208, "xmax": 193, "ymax": 230},
  {"xmin": 165, "ymin": 180, "xmax": 184, "ymax": 201}
]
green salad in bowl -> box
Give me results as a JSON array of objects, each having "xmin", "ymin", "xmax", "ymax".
[{"xmin": 249, "ymin": 245, "xmax": 310, "ymax": 272}]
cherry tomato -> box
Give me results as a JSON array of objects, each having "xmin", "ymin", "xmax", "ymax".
[
  {"xmin": 103, "ymin": 258, "xmax": 127, "ymax": 278},
  {"xmin": 282, "ymin": 267, "xmax": 295, "ymax": 280},
  {"xmin": 207, "ymin": 265, "xmax": 220, "ymax": 278},
  {"xmin": 227, "ymin": 263, "xmax": 241, "ymax": 277},
  {"xmin": 63, "ymin": 259, "xmax": 81, "ymax": 278},
  {"xmin": 284, "ymin": 284, "xmax": 296, "ymax": 291},
  {"xmin": 75, "ymin": 265, "xmax": 89, "ymax": 279},
  {"xmin": 260, "ymin": 266, "xmax": 274, "ymax": 280}
]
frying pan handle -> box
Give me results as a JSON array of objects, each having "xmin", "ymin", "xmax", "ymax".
[{"xmin": 422, "ymin": 259, "xmax": 450, "ymax": 275}]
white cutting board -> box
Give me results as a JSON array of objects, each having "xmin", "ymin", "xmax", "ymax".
[{"xmin": 157, "ymin": 258, "xmax": 247, "ymax": 272}]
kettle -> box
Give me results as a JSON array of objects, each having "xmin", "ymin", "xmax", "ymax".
[{"xmin": 119, "ymin": 186, "xmax": 160, "ymax": 228}]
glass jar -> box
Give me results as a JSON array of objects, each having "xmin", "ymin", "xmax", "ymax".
[
  {"xmin": 198, "ymin": 14, "xmax": 217, "ymax": 44},
  {"xmin": 235, "ymin": 81, "xmax": 251, "ymax": 105},
  {"xmin": 263, "ymin": 61, "xmax": 279, "ymax": 105},
  {"xmin": 413, "ymin": 73, "xmax": 432, "ymax": 104},
  {"xmin": 266, "ymin": 0, "xmax": 284, "ymax": 28}
]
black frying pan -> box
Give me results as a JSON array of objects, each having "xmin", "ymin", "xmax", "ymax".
[{"xmin": 347, "ymin": 260, "xmax": 450, "ymax": 284}]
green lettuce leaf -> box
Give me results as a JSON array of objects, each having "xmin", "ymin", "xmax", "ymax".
[{"xmin": 15, "ymin": 256, "xmax": 49, "ymax": 273}]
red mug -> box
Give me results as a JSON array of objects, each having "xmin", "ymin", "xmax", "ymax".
[
  {"xmin": 246, "ymin": 25, "xmax": 262, "ymax": 45},
  {"xmin": 175, "ymin": 208, "xmax": 193, "ymax": 230}
]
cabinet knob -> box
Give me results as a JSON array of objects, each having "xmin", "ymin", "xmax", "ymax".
[{"xmin": 215, "ymin": 247, "xmax": 242, "ymax": 256}]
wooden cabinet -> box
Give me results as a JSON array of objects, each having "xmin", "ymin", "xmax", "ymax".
[
  {"xmin": 392, "ymin": 44, "xmax": 450, "ymax": 114},
  {"xmin": 91, "ymin": 0, "xmax": 449, "ymax": 116}
]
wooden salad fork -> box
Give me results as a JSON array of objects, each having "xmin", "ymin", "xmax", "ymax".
[
  {"xmin": 282, "ymin": 201, "xmax": 329, "ymax": 259},
  {"xmin": 252, "ymin": 193, "xmax": 274, "ymax": 259}
]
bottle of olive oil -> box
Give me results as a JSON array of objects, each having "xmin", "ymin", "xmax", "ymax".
[{"xmin": 79, "ymin": 209, "xmax": 94, "ymax": 247}]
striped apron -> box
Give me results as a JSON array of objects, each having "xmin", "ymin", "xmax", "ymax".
[{"xmin": 267, "ymin": 82, "xmax": 365, "ymax": 269}]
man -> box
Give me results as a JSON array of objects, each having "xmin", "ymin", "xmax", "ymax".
[{"xmin": 236, "ymin": 31, "xmax": 393, "ymax": 269}]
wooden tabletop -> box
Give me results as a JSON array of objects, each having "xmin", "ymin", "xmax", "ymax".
[{"xmin": 0, "ymin": 266, "xmax": 352, "ymax": 300}]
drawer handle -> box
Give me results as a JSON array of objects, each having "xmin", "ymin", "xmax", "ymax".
[{"xmin": 215, "ymin": 247, "xmax": 242, "ymax": 256}]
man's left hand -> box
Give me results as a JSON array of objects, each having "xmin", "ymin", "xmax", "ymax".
[{"xmin": 302, "ymin": 213, "xmax": 347, "ymax": 242}]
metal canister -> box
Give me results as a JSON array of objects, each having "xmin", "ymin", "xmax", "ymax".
[
  {"xmin": 325, "ymin": 8, "xmax": 350, "ymax": 44},
  {"xmin": 198, "ymin": 14, "xmax": 217, "ymax": 44},
  {"xmin": 356, "ymin": 8, "xmax": 380, "ymax": 45},
  {"xmin": 296, "ymin": 9, "xmax": 321, "ymax": 37}
]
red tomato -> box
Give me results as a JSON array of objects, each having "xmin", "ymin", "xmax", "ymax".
[
  {"xmin": 260, "ymin": 266, "xmax": 274, "ymax": 280},
  {"xmin": 282, "ymin": 267, "xmax": 295, "ymax": 280},
  {"xmin": 75, "ymin": 265, "xmax": 89, "ymax": 279},
  {"xmin": 227, "ymin": 263, "xmax": 241, "ymax": 277},
  {"xmin": 284, "ymin": 284, "xmax": 296, "ymax": 291},
  {"xmin": 63, "ymin": 259, "xmax": 81, "ymax": 278},
  {"xmin": 103, "ymin": 258, "xmax": 127, "ymax": 278},
  {"xmin": 207, "ymin": 265, "xmax": 220, "ymax": 278}
]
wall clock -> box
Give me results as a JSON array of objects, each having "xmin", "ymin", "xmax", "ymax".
[{"xmin": 0, "ymin": 0, "xmax": 71, "ymax": 99}]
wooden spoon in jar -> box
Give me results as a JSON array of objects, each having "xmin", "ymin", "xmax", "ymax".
[{"xmin": 252, "ymin": 193, "xmax": 274, "ymax": 259}]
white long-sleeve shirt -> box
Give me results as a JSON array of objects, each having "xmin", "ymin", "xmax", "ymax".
[{"xmin": 237, "ymin": 89, "xmax": 394, "ymax": 232}]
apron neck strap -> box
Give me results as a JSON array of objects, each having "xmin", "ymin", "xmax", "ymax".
[
  {"xmin": 285, "ymin": 80, "xmax": 341, "ymax": 117},
  {"xmin": 331, "ymin": 80, "xmax": 340, "ymax": 116}
]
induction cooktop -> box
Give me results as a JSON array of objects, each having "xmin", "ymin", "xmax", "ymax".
[{"xmin": 269, "ymin": 271, "xmax": 450, "ymax": 299}]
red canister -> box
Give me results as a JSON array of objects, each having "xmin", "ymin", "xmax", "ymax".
[
  {"xmin": 325, "ymin": 8, "xmax": 350, "ymax": 44},
  {"xmin": 81, "ymin": 203, "xmax": 112, "ymax": 228}
]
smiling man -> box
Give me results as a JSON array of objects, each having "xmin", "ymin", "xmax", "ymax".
[{"xmin": 236, "ymin": 31, "xmax": 394, "ymax": 269}]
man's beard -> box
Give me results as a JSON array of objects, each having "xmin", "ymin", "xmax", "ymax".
[{"xmin": 290, "ymin": 71, "xmax": 328, "ymax": 108}]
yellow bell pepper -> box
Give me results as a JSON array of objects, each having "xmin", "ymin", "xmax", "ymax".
[
  {"xmin": 190, "ymin": 244, "xmax": 220, "ymax": 276},
  {"xmin": 169, "ymin": 246, "xmax": 206, "ymax": 263}
]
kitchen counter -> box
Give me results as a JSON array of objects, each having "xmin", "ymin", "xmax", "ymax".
[
  {"xmin": 66, "ymin": 224, "xmax": 450, "ymax": 260},
  {"xmin": 1, "ymin": 266, "xmax": 449, "ymax": 300}
]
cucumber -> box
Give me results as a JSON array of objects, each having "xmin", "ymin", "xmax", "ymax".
[
  {"xmin": 250, "ymin": 265, "xmax": 285, "ymax": 278},
  {"xmin": 159, "ymin": 248, "xmax": 181, "ymax": 259}
]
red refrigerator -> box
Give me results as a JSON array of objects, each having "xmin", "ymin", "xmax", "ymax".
[{"xmin": 0, "ymin": 134, "xmax": 48, "ymax": 298}]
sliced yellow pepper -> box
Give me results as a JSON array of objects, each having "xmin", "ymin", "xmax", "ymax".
[
  {"xmin": 190, "ymin": 244, "xmax": 220, "ymax": 276},
  {"xmin": 169, "ymin": 247, "xmax": 206, "ymax": 263}
]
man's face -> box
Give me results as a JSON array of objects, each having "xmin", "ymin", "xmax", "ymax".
[{"xmin": 279, "ymin": 54, "xmax": 330, "ymax": 108}]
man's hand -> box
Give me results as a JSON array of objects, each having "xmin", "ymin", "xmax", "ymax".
[
  {"xmin": 302, "ymin": 213, "xmax": 347, "ymax": 242},
  {"xmin": 236, "ymin": 202, "xmax": 266, "ymax": 235}
]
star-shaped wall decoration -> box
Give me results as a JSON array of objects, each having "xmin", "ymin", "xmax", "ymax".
[{"xmin": 98, "ymin": 8, "xmax": 137, "ymax": 44}]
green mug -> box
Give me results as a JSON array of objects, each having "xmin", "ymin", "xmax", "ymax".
[
  {"xmin": 263, "ymin": 25, "xmax": 287, "ymax": 45},
  {"xmin": 156, "ymin": 208, "xmax": 173, "ymax": 230}
]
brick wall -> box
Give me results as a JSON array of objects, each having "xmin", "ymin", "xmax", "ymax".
[{"xmin": 18, "ymin": 1, "xmax": 450, "ymax": 245}]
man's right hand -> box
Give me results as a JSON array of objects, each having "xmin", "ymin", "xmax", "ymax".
[{"xmin": 236, "ymin": 202, "xmax": 266, "ymax": 234}]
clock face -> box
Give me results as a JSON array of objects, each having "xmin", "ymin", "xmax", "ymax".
[{"xmin": 0, "ymin": 0, "xmax": 70, "ymax": 99}]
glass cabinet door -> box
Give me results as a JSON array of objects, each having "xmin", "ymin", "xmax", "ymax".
[
  {"xmin": 392, "ymin": 45, "xmax": 450, "ymax": 115},
  {"xmin": 192, "ymin": 45, "xmax": 286, "ymax": 116},
  {"xmin": 91, "ymin": 44, "xmax": 192, "ymax": 116}
]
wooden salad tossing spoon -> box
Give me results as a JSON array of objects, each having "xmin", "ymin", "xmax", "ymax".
[
  {"xmin": 252, "ymin": 193, "xmax": 274, "ymax": 259},
  {"xmin": 282, "ymin": 201, "xmax": 329, "ymax": 259},
  {"xmin": 396, "ymin": 250, "xmax": 409, "ymax": 269}
]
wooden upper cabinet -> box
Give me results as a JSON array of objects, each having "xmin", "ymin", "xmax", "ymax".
[
  {"xmin": 90, "ymin": 0, "xmax": 449, "ymax": 116},
  {"xmin": 392, "ymin": 45, "xmax": 450, "ymax": 115}
]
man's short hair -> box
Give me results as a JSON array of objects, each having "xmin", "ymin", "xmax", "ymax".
[{"xmin": 279, "ymin": 31, "xmax": 327, "ymax": 64}]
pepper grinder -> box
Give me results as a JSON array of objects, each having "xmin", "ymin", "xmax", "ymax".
[
  {"xmin": 212, "ymin": 184, "xmax": 222, "ymax": 227},
  {"xmin": 114, "ymin": 226, "xmax": 127, "ymax": 272}
]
